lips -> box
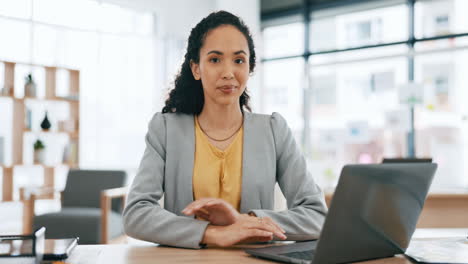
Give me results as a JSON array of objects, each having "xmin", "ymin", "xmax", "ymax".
[
  {"xmin": 219, "ymin": 85, "xmax": 237, "ymax": 90},
  {"xmin": 218, "ymin": 85, "xmax": 237, "ymax": 94}
]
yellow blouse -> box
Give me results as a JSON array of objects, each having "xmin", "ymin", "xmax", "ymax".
[{"xmin": 192, "ymin": 116, "xmax": 243, "ymax": 211}]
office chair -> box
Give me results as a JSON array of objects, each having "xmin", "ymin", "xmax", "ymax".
[{"xmin": 22, "ymin": 170, "xmax": 127, "ymax": 244}]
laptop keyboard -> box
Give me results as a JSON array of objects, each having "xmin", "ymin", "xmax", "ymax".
[{"xmin": 280, "ymin": 250, "xmax": 315, "ymax": 260}]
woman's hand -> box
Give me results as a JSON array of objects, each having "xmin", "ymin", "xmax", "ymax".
[
  {"xmin": 201, "ymin": 214, "xmax": 287, "ymax": 247},
  {"xmin": 182, "ymin": 198, "xmax": 240, "ymax": 226}
]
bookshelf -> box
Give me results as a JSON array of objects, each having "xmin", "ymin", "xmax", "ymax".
[{"xmin": 0, "ymin": 60, "xmax": 80, "ymax": 201}]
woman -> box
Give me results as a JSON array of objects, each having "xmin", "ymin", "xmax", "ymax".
[{"xmin": 123, "ymin": 10, "xmax": 327, "ymax": 249}]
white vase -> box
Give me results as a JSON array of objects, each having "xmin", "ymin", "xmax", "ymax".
[
  {"xmin": 34, "ymin": 149, "xmax": 45, "ymax": 164},
  {"xmin": 24, "ymin": 82, "xmax": 36, "ymax": 97}
]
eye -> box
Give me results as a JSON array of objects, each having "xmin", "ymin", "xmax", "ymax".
[
  {"xmin": 235, "ymin": 58, "xmax": 245, "ymax": 64},
  {"xmin": 210, "ymin": 57, "xmax": 220, "ymax": 63}
]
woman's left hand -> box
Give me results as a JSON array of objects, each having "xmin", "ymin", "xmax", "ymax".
[{"xmin": 182, "ymin": 198, "xmax": 240, "ymax": 226}]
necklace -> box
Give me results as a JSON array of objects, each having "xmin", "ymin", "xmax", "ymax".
[{"xmin": 197, "ymin": 115, "xmax": 243, "ymax": 142}]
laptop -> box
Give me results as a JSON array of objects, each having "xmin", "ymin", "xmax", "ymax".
[
  {"xmin": 382, "ymin": 158, "xmax": 432, "ymax": 163},
  {"xmin": 245, "ymin": 163, "xmax": 438, "ymax": 264}
]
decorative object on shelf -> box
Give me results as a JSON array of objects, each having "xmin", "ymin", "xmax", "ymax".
[
  {"xmin": 24, "ymin": 73, "xmax": 36, "ymax": 97},
  {"xmin": 33, "ymin": 139, "xmax": 45, "ymax": 164},
  {"xmin": 25, "ymin": 108, "xmax": 32, "ymax": 130},
  {"xmin": 0, "ymin": 82, "xmax": 12, "ymax": 96},
  {"xmin": 40, "ymin": 111, "xmax": 51, "ymax": 130},
  {"xmin": 63, "ymin": 140, "xmax": 78, "ymax": 165},
  {"xmin": 0, "ymin": 86, "xmax": 9, "ymax": 96},
  {"xmin": 58, "ymin": 119, "xmax": 76, "ymax": 132},
  {"xmin": 62, "ymin": 143, "xmax": 70, "ymax": 163},
  {"xmin": 0, "ymin": 136, "xmax": 4, "ymax": 165}
]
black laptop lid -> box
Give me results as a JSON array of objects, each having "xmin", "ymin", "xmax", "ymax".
[
  {"xmin": 313, "ymin": 163, "xmax": 437, "ymax": 264},
  {"xmin": 382, "ymin": 158, "xmax": 433, "ymax": 163}
]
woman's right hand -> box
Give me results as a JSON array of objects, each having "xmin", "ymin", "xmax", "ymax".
[{"xmin": 201, "ymin": 215, "xmax": 286, "ymax": 247}]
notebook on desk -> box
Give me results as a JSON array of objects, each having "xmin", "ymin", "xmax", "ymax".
[
  {"xmin": 43, "ymin": 238, "xmax": 78, "ymax": 260},
  {"xmin": 405, "ymin": 237, "xmax": 468, "ymax": 264},
  {"xmin": 245, "ymin": 163, "xmax": 438, "ymax": 264}
]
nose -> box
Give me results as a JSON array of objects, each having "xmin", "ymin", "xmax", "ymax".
[
  {"xmin": 223, "ymin": 73, "xmax": 234, "ymax": 80},
  {"xmin": 221, "ymin": 65, "xmax": 234, "ymax": 80}
]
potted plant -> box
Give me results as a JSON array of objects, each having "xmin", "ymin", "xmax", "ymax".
[
  {"xmin": 33, "ymin": 139, "xmax": 45, "ymax": 164},
  {"xmin": 24, "ymin": 73, "xmax": 36, "ymax": 97}
]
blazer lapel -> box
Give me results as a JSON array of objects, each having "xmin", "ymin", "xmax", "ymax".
[
  {"xmin": 174, "ymin": 114, "xmax": 196, "ymax": 213},
  {"xmin": 240, "ymin": 111, "xmax": 262, "ymax": 213}
]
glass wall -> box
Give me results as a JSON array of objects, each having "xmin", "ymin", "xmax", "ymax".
[{"xmin": 261, "ymin": 0, "xmax": 468, "ymax": 190}]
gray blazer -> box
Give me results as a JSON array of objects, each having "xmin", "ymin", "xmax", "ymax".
[{"xmin": 123, "ymin": 111, "xmax": 328, "ymax": 249}]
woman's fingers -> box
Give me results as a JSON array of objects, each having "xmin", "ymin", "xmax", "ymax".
[
  {"xmin": 263, "ymin": 217, "xmax": 286, "ymax": 235},
  {"xmin": 239, "ymin": 227, "xmax": 273, "ymax": 241},
  {"xmin": 205, "ymin": 199, "xmax": 222, "ymax": 206},
  {"xmin": 196, "ymin": 213, "xmax": 210, "ymax": 221},
  {"xmin": 246, "ymin": 217, "xmax": 286, "ymax": 240},
  {"xmin": 244, "ymin": 229, "xmax": 273, "ymax": 240},
  {"xmin": 242, "ymin": 235, "xmax": 274, "ymax": 244},
  {"xmin": 195, "ymin": 210, "xmax": 211, "ymax": 220},
  {"xmin": 182, "ymin": 198, "xmax": 215, "ymax": 215}
]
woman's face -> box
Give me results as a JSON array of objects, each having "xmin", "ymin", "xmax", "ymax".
[{"xmin": 191, "ymin": 25, "xmax": 250, "ymax": 109}]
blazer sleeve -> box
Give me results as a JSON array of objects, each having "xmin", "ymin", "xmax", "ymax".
[
  {"xmin": 123, "ymin": 113, "xmax": 209, "ymax": 249},
  {"xmin": 249, "ymin": 112, "xmax": 328, "ymax": 241}
]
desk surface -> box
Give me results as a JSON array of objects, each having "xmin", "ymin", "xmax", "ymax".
[
  {"xmin": 66, "ymin": 229, "xmax": 468, "ymax": 264},
  {"xmin": 66, "ymin": 244, "xmax": 412, "ymax": 264}
]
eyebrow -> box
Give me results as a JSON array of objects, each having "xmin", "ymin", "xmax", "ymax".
[{"xmin": 207, "ymin": 50, "xmax": 247, "ymax": 55}]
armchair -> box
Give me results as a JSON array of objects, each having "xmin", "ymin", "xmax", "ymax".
[{"xmin": 21, "ymin": 169, "xmax": 127, "ymax": 244}]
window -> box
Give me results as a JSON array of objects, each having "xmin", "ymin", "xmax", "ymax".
[
  {"xmin": 262, "ymin": 58, "xmax": 304, "ymax": 143},
  {"xmin": 415, "ymin": 0, "xmax": 468, "ymax": 38},
  {"xmin": 310, "ymin": 4, "xmax": 408, "ymax": 52},
  {"xmin": 308, "ymin": 54, "xmax": 407, "ymax": 188},
  {"xmin": 345, "ymin": 18, "xmax": 382, "ymax": 47},
  {"xmin": 263, "ymin": 22, "xmax": 304, "ymax": 58},
  {"xmin": 0, "ymin": 0, "xmax": 31, "ymax": 19},
  {"xmin": 262, "ymin": 0, "xmax": 468, "ymax": 189},
  {"xmin": 413, "ymin": 46, "xmax": 468, "ymax": 189}
]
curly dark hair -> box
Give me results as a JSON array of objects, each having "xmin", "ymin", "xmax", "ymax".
[{"xmin": 162, "ymin": 10, "xmax": 256, "ymax": 114}]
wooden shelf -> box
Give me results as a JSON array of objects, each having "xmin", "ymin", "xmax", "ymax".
[
  {"xmin": 11, "ymin": 163, "xmax": 79, "ymax": 168},
  {"xmin": 14, "ymin": 163, "xmax": 56, "ymax": 168},
  {"xmin": 19, "ymin": 96, "xmax": 79, "ymax": 103},
  {"xmin": 24, "ymin": 129, "xmax": 78, "ymax": 138},
  {"xmin": 0, "ymin": 95, "xmax": 79, "ymax": 103},
  {"xmin": 1, "ymin": 59, "xmax": 80, "ymax": 202},
  {"xmin": 1, "ymin": 166, "xmax": 14, "ymax": 201}
]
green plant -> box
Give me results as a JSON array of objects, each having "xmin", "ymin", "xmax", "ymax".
[
  {"xmin": 34, "ymin": 139, "xmax": 45, "ymax": 150},
  {"xmin": 25, "ymin": 73, "xmax": 34, "ymax": 84}
]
